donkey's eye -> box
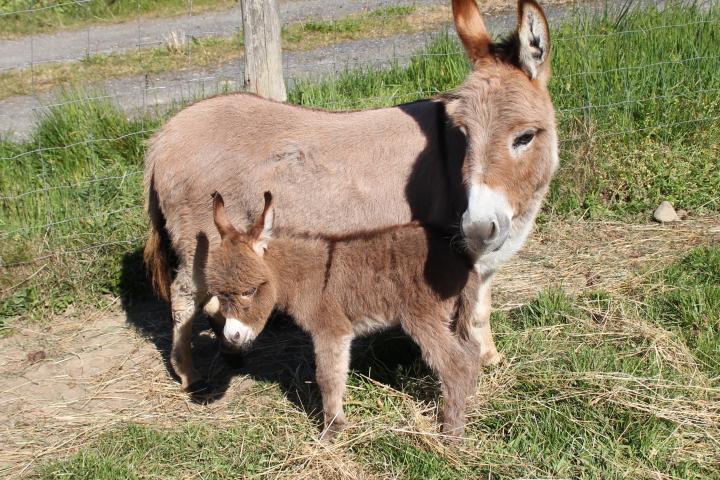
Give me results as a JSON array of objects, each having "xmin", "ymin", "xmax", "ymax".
[
  {"xmin": 512, "ymin": 131, "xmax": 536, "ymax": 149},
  {"xmin": 241, "ymin": 287, "xmax": 257, "ymax": 298}
]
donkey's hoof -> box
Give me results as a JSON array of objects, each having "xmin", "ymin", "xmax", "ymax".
[
  {"xmin": 479, "ymin": 349, "xmax": 503, "ymax": 367},
  {"xmin": 186, "ymin": 379, "xmax": 214, "ymax": 402}
]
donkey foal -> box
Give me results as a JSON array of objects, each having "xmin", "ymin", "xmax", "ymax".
[{"xmin": 206, "ymin": 191, "xmax": 483, "ymax": 441}]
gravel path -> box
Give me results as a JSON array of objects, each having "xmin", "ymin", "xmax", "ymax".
[{"xmin": 0, "ymin": 0, "xmax": 445, "ymax": 72}]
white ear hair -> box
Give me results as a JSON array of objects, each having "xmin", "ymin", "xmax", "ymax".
[
  {"xmin": 517, "ymin": 2, "xmax": 550, "ymax": 81},
  {"xmin": 253, "ymin": 205, "xmax": 274, "ymax": 256}
]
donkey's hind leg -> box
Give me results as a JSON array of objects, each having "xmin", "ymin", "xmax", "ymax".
[
  {"xmin": 403, "ymin": 310, "xmax": 480, "ymax": 440},
  {"xmin": 169, "ymin": 266, "xmax": 202, "ymax": 391}
]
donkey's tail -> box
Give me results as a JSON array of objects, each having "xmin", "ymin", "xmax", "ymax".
[{"xmin": 143, "ymin": 173, "xmax": 174, "ymax": 302}]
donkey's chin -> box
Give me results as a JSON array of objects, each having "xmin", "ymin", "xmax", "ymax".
[{"xmin": 462, "ymin": 237, "xmax": 507, "ymax": 259}]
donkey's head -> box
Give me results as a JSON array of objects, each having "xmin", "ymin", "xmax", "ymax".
[
  {"xmin": 205, "ymin": 191, "xmax": 277, "ymax": 351},
  {"xmin": 448, "ymin": 0, "xmax": 558, "ymax": 263}
]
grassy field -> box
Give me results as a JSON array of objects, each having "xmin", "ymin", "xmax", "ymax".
[
  {"xmin": 0, "ymin": 0, "xmax": 237, "ymax": 39},
  {"xmin": 1, "ymin": 4, "xmax": 719, "ymax": 477},
  {"xmin": 33, "ymin": 246, "xmax": 720, "ymax": 478},
  {"xmin": 0, "ymin": 5, "xmax": 440, "ymax": 101}
]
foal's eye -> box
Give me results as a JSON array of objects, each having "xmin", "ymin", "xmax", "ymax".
[
  {"xmin": 512, "ymin": 131, "xmax": 536, "ymax": 149},
  {"xmin": 241, "ymin": 287, "xmax": 257, "ymax": 298}
]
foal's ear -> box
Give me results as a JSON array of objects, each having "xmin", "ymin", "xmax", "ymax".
[
  {"xmin": 249, "ymin": 191, "xmax": 274, "ymax": 256},
  {"xmin": 452, "ymin": 0, "xmax": 491, "ymax": 64},
  {"xmin": 212, "ymin": 191, "xmax": 239, "ymax": 240},
  {"xmin": 516, "ymin": 0, "xmax": 551, "ymax": 83}
]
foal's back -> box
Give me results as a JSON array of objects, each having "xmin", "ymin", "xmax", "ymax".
[{"xmin": 317, "ymin": 223, "xmax": 479, "ymax": 326}]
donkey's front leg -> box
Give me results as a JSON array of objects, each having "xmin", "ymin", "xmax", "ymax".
[
  {"xmin": 170, "ymin": 270, "xmax": 202, "ymax": 391},
  {"xmin": 312, "ymin": 331, "xmax": 353, "ymax": 442},
  {"xmin": 473, "ymin": 279, "xmax": 502, "ymax": 366}
]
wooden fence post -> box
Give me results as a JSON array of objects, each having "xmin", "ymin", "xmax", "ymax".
[{"xmin": 241, "ymin": 0, "xmax": 287, "ymax": 102}]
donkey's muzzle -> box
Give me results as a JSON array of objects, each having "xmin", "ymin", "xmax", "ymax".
[{"xmin": 461, "ymin": 213, "xmax": 511, "ymax": 254}]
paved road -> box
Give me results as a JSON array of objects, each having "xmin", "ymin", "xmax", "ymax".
[{"xmin": 0, "ymin": 0, "xmax": 446, "ymax": 72}]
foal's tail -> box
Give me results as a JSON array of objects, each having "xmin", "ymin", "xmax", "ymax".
[{"xmin": 143, "ymin": 173, "xmax": 174, "ymax": 302}]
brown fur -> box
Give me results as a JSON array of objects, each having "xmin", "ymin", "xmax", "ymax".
[
  {"xmin": 142, "ymin": 0, "xmax": 558, "ymax": 391},
  {"xmin": 208, "ymin": 192, "xmax": 481, "ymax": 440}
]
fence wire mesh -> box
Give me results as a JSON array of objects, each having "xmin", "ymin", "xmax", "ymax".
[{"xmin": 0, "ymin": 0, "xmax": 718, "ymax": 318}]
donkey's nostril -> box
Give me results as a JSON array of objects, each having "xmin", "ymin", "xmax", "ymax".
[
  {"xmin": 232, "ymin": 331, "xmax": 241, "ymax": 342},
  {"xmin": 467, "ymin": 220, "xmax": 497, "ymax": 242}
]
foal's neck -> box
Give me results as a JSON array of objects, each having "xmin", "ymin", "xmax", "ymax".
[{"xmin": 263, "ymin": 234, "xmax": 329, "ymax": 310}]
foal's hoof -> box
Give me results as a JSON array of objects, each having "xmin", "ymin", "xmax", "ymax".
[
  {"xmin": 441, "ymin": 425, "xmax": 465, "ymax": 443},
  {"xmin": 479, "ymin": 349, "xmax": 503, "ymax": 367},
  {"xmin": 319, "ymin": 418, "xmax": 346, "ymax": 443}
]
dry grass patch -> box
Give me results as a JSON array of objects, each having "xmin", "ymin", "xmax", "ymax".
[{"xmin": 1, "ymin": 220, "xmax": 718, "ymax": 478}]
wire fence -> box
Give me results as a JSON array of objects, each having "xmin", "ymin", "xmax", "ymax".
[{"xmin": 0, "ymin": 0, "xmax": 718, "ymax": 311}]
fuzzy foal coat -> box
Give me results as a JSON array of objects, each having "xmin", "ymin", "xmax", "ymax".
[{"xmin": 206, "ymin": 193, "xmax": 482, "ymax": 439}]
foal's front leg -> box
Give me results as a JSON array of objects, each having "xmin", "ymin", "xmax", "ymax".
[{"xmin": 312, "ymin": 330, "xmax": 353, "ymax": 441}]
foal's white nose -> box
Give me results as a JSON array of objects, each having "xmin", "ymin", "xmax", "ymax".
[{"xmin": 223, "ymin": 318, "xmax": 254, "ymax": 345}]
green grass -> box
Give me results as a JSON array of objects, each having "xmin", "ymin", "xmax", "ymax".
[
  {"xmin": 1, "ymin": 6, "xmax": 719, "ymax": 326},
  {"xmin": 0, "ymin": 0, "xmax": 237, "ymax": 39},
  {"xmin": 649, "ymin": 247, "xmax": 720, "ymax": 377},
  {"xmin": 35, "ymin": 249, "xmax": 720, "ymax": 478}
]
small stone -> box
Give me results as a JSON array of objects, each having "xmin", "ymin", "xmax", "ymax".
[
  {"xmin": 27, "ymin": 350, "xmax": 46, "ymax": 363},
  {"xmin": 676, "ymin": 209, "xmax": 688, "ymax": 220},
  {"xmin": 653, "ymin": 201, "xmax": 679, "ymax": 223}
]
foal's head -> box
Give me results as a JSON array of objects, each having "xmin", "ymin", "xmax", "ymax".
[
  {"xmin": 448, "ymin": 0, "xmax": 558, "ymax": 261},
  {"xmin": 205, "ymin": 192, "xmax": 277, "ymax": 350}
]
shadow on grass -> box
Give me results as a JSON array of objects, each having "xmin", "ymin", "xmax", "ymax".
[{"xmin": 119, "ymin": 247, "xmax": 431, "ymax": 428}]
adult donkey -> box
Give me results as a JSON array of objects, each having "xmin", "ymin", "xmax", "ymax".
[{"xmin": 144, "ymin": 0, "xmax": 558, "ymax": 392}]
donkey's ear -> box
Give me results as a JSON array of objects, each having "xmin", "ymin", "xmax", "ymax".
[
  {"xmin": 212, "ymin": 191, "xmax": 239, "ymax": 240},
  {"xmin": 452, "ymin": 0, "xmax": 491, "ymax": 64},
  {"xmin": 516, "ymin": 0, "xmax": 551, "ymax": 83},
  {"xmin": 249, "ymin": 191, "xmax": 274, "ymax": 255}
]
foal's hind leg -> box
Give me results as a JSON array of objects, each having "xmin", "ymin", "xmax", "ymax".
[
  {"xmin": 473, "ymin": 280, "xmax": 502, "ymax": 366},
  {"xmin": 403, "ymin": 310, "xmax": 480, "ymax": 439},
  {"xmin": 169, "ymin": 267, "xmax": 202, "ymax": 391}
]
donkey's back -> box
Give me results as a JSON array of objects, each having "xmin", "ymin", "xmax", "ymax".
[{"xmin": 146, "ymin": 94, "xmax": 447, "ymax": 256}]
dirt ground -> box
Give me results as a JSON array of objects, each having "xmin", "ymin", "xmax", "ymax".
[{"xmin": 1, "ymin": 215, "xmax": 718, "ymax": 477}]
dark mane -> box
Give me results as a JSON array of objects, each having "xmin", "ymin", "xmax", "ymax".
[
  {"xmin": 491, "ymin": 32, "xmax": 521, "ymax": 66},
  {"xmin": 274, "ymin": 221, "xmax": 459, "ymax": 245}
]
